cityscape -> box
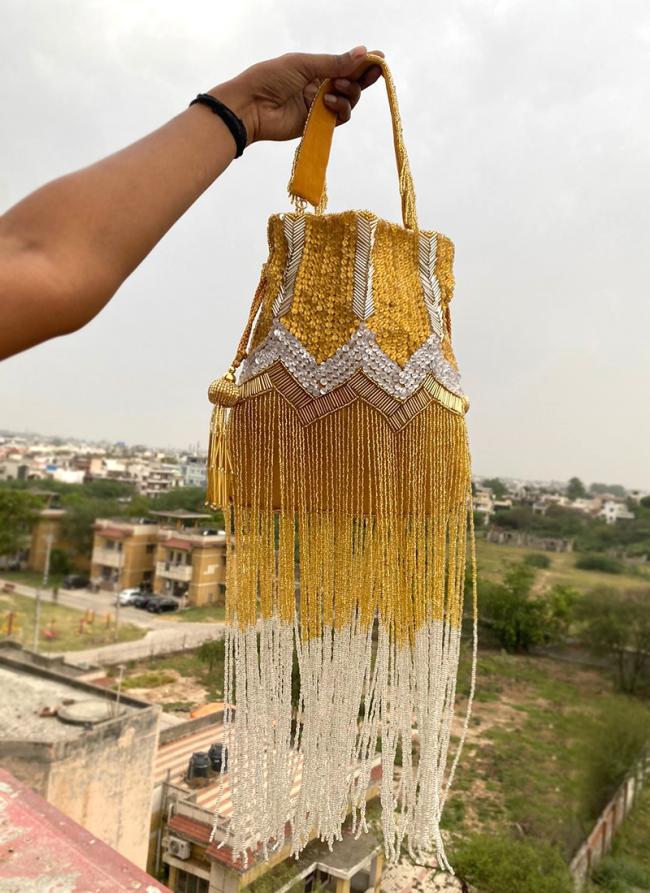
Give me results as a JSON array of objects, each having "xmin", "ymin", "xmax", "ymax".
[{"xmin": 1, "ymin": 427, "xmax": 650, "ymax": 892}]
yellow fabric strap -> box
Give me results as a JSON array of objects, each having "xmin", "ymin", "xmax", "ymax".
[{"xmin": 288, "ymin": 54, "xmax": 418, "ymax": 231}]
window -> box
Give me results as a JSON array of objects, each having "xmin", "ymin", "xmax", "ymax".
[
  {"xmin": 174, "ymin": 869, "xmax": 209, "ymax": 893},
  {"xmin": 146, "ymin": 544, "xmax": 156, "ymax": 554}
]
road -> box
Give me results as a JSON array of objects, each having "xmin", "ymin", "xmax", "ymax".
[{"xmin": 0, "ymin": 578, "xmax": 224, "ymax": 666}]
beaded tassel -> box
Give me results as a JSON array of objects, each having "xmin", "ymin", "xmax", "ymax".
[{"xmin": 206, "ymin": 369, "xmax": 239, "ymax": 511}]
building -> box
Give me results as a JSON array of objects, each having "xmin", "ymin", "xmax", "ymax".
[
  {"xmin": 570, "ymin": 496, "xmax": 602, "ymax": 515},
  {"xmin": 0, "ymin": 647, "xmax": 160, "ymax": 869},
  {"xmin": 473, "ymin": 486, "xmax": 494, "ymax": 524},
  {"xmin": 91, "ymin": 517, "xmax": 160, "ymax": 592},
  {"xmin": 150, "ymin": 713, "xmax": 384, "ymax": 893},
  {"xmin": 154, "ymin": 525, "xmax": 226, "ymax": 606},
  {"xmin": 0, "ymin": 768, "xmax": 173, "ymax": 893},
  {"xmin": 139, "ymin": 463, "xmax": 184, "ymax": 496},
  {"xmin": 181, "ymin": 455, "xmax": 208, "ymax": 489},
  {"xmin": 599, "ymin": 500, "xmax": 635, "ymax": 525},
  {"xmin": 90, "ymin": 511, "xmax": 227, "ymax": 605},
  {"xmin": 486, "ymin": 528, "xmax": 574, "ymax": 552}
]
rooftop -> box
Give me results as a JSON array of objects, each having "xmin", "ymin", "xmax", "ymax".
[
  {"xmin": 0, "ymin": 654, "xmax": 146, "ymax": 744},
  {"xmin": 156, "ymin": 715, "xmax": 382, "ymax": 872},
  {"xmin": 0, "ymin": 769, "xmax": 172, "ymax": 892}
]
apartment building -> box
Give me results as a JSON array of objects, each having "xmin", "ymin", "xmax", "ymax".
[
  {"xmin": 181, "ymin": 455, "xmax": 208, "ymax": 489},
  {"xmin": 90, "ymin": 511, "xmax": 226, "ymax": 605},
  {"xmin": 91, "ymin": 518, "xmax": 159, "ymax": 592},
  {"xmin": 154, "ymin": 526, "xmax": 226, "ymax": 606}
]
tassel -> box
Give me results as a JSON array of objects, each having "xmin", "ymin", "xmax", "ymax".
[{"xmin": 206, "ymin": 368, "xmax": 239, "ymax": 511}]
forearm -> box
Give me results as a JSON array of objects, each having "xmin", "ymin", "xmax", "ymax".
[{"xmin": 0, "ymin": 80, "xmax": 253, "ymax": 358}]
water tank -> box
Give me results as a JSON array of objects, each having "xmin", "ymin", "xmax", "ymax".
[
  {"xmin": 187, "ymin": 751, "xmax": 211, "ymax": 781},
  {"xmin": 208, "ymin": 743, "xmax": 227, "ymax": 773}
]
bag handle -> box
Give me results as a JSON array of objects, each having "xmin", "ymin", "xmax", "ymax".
[{"xmin": 287, "ymin": 53, "xmax": 418, "ymax": 231}]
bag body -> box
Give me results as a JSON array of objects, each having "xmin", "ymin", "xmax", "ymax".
[{"xmin": 206, "ymin": 54, "xmax": 477, "ymax": 871}]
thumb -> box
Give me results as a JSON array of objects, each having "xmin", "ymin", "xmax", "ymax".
[{"xmin": 300, "ymin": 45, "xmax": 370, "ymax": 80}]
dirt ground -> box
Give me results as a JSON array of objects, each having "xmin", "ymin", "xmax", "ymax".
[{"xmin": 121, "ymin": 669, "xmax": 210, "ymax": 716}]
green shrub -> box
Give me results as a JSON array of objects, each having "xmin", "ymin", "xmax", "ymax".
[
  {"xmin": 581, "ymin": 699, "xmax": 650, "ymax": 819},
  {"xmin": 576, "ymin": 554, "xmax": 624, "ymax": 574},
  {"xmin": 479, "ymin": 563, "xmax": 574, "ymax": 652},
  {"xmin": 451, "ymin": 833, "xmax": 573, "ymax": 893},
  {"xmin": 592, "ymin": 855, "xmax": 650, "ymax": 891},
  {"xmin": 524, "ymin": 552, "xmax": 551, "ymax": 569},
  {"xmin": 121, "ymin": 671, "xmax": 176, "ymax": 690},
  {"xmin": 49, "ymin": 548, "xmax": 71, "ymax": 576}
]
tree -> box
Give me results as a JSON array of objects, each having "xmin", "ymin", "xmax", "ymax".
[
  {"xmin": 197, "ymin": 638, "xmax": 225, "ymax": 672},
  {"xmin": 0, "ymin": 489, "xmax": 40, "ymax": 557},
  {"xmin": 479, "ymin": 562, "xmax": 576, "ymax": 652},
  {"xmin": 60, "ymin": 495, "xmax": 123, "ymax": 560},
  {"xmin": 577, "ymin": 587, "xmax": 650, "ymax": 694},
  {"xmin": 482, "ymin": 477, "xmax": 507, "ymax": 499},
  {"xmin": 566, "ymin": 476, "xmax": 586, "ymax": 500},
  {"xmin": 590, "ymin": 482, "xmax": 627, "ymax": 499}
]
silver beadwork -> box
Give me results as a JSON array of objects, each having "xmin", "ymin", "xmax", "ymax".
[{"xmin": 240, "ymin": 321, "xmax": 465, "ymax": 401}]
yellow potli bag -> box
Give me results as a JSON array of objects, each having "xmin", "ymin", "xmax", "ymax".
[{"xmin": 206, "ymin": 54, "xmax": 477, "ymax": 871}]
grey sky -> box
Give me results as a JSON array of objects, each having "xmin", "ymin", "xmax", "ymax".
[{"xmin": 1, "ymin": 0, "xmax": 649, "ymax": 488}]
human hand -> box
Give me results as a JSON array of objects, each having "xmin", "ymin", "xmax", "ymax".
[{"xmin": 211, "ymin": 46, "xmax": 385, "ymax": 146}]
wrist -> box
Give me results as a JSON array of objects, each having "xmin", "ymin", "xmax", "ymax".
[{"xmin": 207, "ymin": 79, "xmax": 259, "ymax": 147}]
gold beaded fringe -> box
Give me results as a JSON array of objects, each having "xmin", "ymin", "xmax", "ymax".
[{"xmin": 208, "ymin": 387, "xmax": 476, "ymax": 872}]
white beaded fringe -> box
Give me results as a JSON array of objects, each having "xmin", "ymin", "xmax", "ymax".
[{"xmin": 211, "ymin": 609, "xmax": 476, "ymax": 873}]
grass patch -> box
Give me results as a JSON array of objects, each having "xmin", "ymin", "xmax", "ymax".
[
  {"xmin": 1, "ymin": 570, "xmax": 65, "ymax": 591},
  {"xmin": 120, "ymin": 639, "xmax": 225, "ymax": 705},
  {"xmin": 587, "ymin": 780, "xmax": 650, "ymax": 891},
  {"xmin": 450, "ymin": 647, "xmax": 650, "ymax": 862},
  {"xmin": 0, "ymin": 592, "xmax": 145, "ymax": 652},
  {"xmin": 452, "ymin": 833, "xmax": 573, "ymax": 893},
  {"xmin": 476, "ymin": 539, "xmax": 648, "ymax": 594},
  {"xmin": 121, "ymin": 670, "xmax": 176, "ymax": 690}
]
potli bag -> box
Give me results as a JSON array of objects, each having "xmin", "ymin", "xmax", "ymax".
[{"xmin": 206, "ymin": 53, "xmax": 477, "ymax": 871}]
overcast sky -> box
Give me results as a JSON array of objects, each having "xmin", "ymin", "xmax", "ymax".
[{"xmin": 1, "ymin": 0, "xmax": 649, "ymax": 489}]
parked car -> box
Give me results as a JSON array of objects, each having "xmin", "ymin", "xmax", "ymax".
[
  {"xmin": 63, "ymin": 574, "xmax": 90, "ymax": 590},
  {"xmin": 132, "ymin": 593, "xmax": 157, "ymax": 609},
  {"xmin": 146, "ymin": 596, "xmax": 179, "ymax": 614},
  {"xmin": 116, "ymin": 588, "xmax": 142, "ymax": 606}
]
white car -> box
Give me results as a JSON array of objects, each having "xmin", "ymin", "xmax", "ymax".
[{"xmin": 116, "ymin": 588, "xmax": 141, "ymax": 606}]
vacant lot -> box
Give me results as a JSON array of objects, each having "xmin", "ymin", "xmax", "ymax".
[
  {"xmin": 447, "ymin": 648, "xmax": 650, "ymax": 864},
  {"xmin": 476, "ymin": 538, "xmax": 650, "ymax": 594},
  {"xmin": 111, "ymin": 643, "xmax": 225, "ymax": 715}
]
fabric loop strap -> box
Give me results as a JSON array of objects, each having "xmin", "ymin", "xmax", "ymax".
[{"xmin": 287, "ymin": 54, "xmax": 418, "ymax": 230}]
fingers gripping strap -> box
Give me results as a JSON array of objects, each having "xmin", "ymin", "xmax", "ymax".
[{"xmin": 288, "ymin": 54, "xmax": 418, "ymax": 230}]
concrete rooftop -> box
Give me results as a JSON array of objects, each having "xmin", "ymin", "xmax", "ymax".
[{"xmin": 0, "ymin": 664, "xmax": 135, "ymax": 742}]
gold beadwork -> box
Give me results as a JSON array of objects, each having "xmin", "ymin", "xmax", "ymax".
[
  {"xmin": 208, "ymin": 54, "xmax": 476, "ymax": 877},
  {"xmin": 208, "ymin": 368, "xmax": 239, "ymax": 407}
]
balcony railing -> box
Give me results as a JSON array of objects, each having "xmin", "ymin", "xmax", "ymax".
[
  {"xmin": 155, "ymin": 561, "xmax": 192, "ymax": 582},
  {"xmin": 91, "ymin": 547, "xmax": 122, "ymax": 568}
]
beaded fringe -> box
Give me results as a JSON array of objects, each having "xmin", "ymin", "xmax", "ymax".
[{"xmin": 210, "ymin": 389, "xmax": 477, "ymax": 872}]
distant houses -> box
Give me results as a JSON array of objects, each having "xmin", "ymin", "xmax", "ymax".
[
  {"xmin": 0, "ymin": 432, "xmax": 207, "ymax": 495},
  {"xmin": 91, "ymin": 510, "xmax": 227, "ymax": 607},
  {"xmin": 473, "ymin": 475, "xmax": 638, "ymax": 540}
]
